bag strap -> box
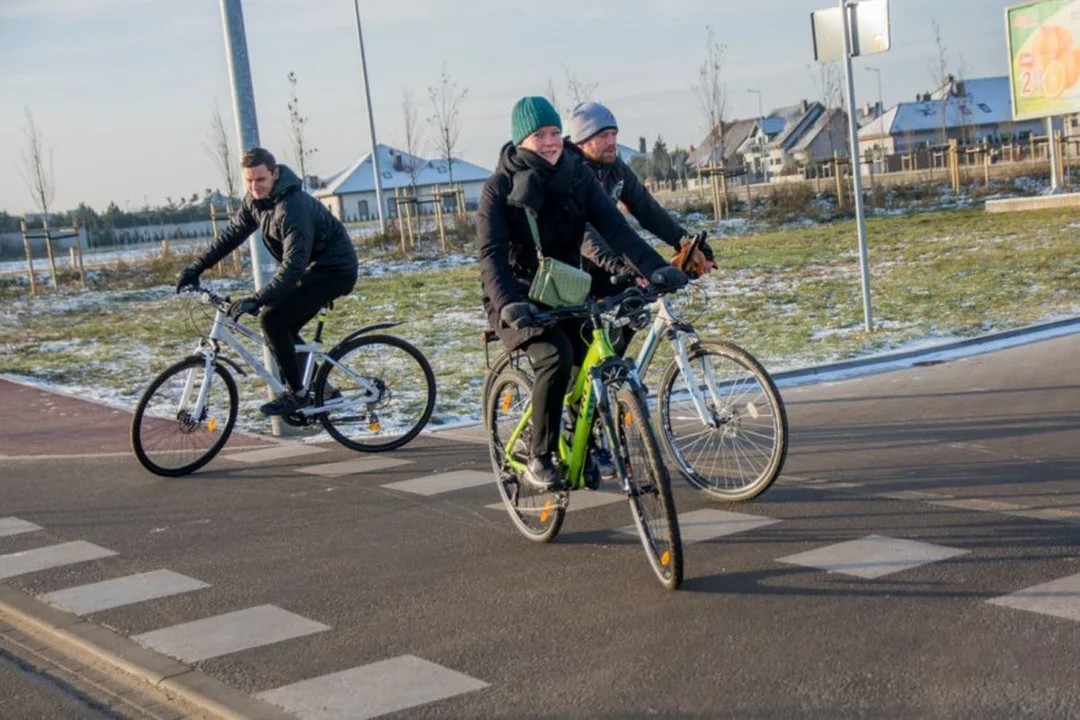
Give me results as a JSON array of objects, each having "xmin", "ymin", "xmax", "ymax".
[{"xmin": 524, "ymin": 208, "xmax": 543, "ymax": 259}]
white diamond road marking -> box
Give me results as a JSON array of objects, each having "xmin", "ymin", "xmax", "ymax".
[
  {"xmin": 617, "ymin": 509, "xmax": 781, "ymax": 545},
  {"xmin": 485, "ymin": 488, "xmax": 625, "ymax": 513},
  {"xmin": 777, "ymin": 534, "xmax": 969, "ymax": 579},
  {"xmin": 988, "ymin": 572, "xmax": 1080, "ymax": 622},
  {"xmin": 429, "ymin": 423, "xmax": 488, "ymax": 445},
  {"xmin": 382, "ymin": 470, "xmax": 491, "ymax": 497},
  {"xmin": 41, "ymin": 570, "xmax": 210, "ymax": 616},
  {"xmin": 257, "ymin": 654, "xmax": 489, "ymax": 720},
  {"xmin": 0, "ymin": 541, "xmax": 117, "ymax": 580},
  {"xmin": 223, "ymin": 445, "xmax": 328, "ymax": 463},
  {"xmin": 133, "ymin": 605, "xmax": 329, "ymax": 662},
  {"xmin": 295, "ymin": 457, "xmax": 413, "ymax": 477},
  {"xmin": 0, "ymin": 517, "xmax": 43, "ymax": 538}
]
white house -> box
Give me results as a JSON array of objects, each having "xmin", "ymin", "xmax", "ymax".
[
  {"xmin": 857, "ymin": 76, "xmax": 1045, "ymax": 164},
  {"xmin": 314, "ymin": 144, "xmax": 492, "ymax": 222}
]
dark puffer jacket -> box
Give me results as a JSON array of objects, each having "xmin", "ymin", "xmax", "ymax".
[
  {"xmin": 192, "ymin": 164, "xmax": 358, "ymax": 306},
  {"xmin": 477, "ymin": 142, "xmax": 668, "ymax": 351}
]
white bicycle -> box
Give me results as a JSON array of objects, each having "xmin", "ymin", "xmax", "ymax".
[
  {"xmin": 484, "ymin": 278, "xmax": 787, "ymax": 502},
  {"xmin": 131, "ymin": 285, "xmax": 436, "ymax": 477}
]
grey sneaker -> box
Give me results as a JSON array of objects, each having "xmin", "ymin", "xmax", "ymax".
[{"xmin": 522, "ymin": 454, "xmax": 565, "ymax": 491}]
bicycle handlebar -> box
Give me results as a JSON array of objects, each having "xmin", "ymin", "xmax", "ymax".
[
  {"xmin": 522, "ymin": 282, "xmax": 679, "ymax": 329},
  {"xmin": 180, "ymin": 284, "xmax": 231, "ymax": 313}
]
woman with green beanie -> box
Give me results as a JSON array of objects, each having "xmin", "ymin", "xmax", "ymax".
[{"xmin": 478, "ymin": 95, "xmax": 687, "ymax": 491}]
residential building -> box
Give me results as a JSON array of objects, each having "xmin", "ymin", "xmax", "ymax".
[{"xmin": 313, "ymin": 144, "xmax": 492, "ymax": 222}]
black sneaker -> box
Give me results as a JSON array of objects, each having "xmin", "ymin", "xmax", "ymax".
[
  {"xmin": 260, "ymin": 391, "xmax": 310, "ymax": 417},
  {"xmin": 522, "ymin": 454, "xmax": 565, "ymax": 492}
]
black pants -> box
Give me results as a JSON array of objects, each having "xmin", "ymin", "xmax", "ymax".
[
  {"xmin": 522, "ymin": 320, "xmax": 586, "ymax": 457},
  {"xmin": 260, "ymin": 267, "xmax": 356, "ymax": 393}
]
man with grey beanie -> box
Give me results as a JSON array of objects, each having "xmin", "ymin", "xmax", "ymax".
[{"xmin": 566, "ymin": 101, "xmax": 715, "ymax": 306}]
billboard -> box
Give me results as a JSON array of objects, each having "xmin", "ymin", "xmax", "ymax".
[{"xmin": 1007, "ymin": 0, "xmax": 1080, "ymax": 119}]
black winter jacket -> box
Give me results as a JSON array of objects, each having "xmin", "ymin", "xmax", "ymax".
[
  {"xmin": 192, "ymin": 165, "xmax": 358, "ymax": 307},
  {"xmin": 477, "ymin": 142, "xmax": 668, "ymax": 351}
]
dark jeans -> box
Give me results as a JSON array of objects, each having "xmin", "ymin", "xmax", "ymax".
[
  {"xmin": 522, "ymin": 320, "xmax": 586, "ymax": 458},
  {"xmin": 260, "ymin": 267, "xmax": 356, "ymax": 393}
]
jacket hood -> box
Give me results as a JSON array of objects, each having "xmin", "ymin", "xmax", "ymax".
[{"xmin": 271, "ymin": 164, "xmax": 302, "ymax": 199}]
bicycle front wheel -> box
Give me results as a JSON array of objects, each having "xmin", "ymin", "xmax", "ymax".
[
  {"xmin": 610, "ymin": 385, "xmax": 682, "ymax": 590},
  {"xmin": 658, "ymin": 340, "xmax": 788, "ymax": 502},
  {"xmin": 315, "ymin": 334, "xmax": 436, "ymax": 452},
  {"xmin": 484, "ymin": 367, "xmax": 565, "ymax": 543},
  {"xmin": 130, "ymin": 356, "xmax": 238, "ymax": 477}
]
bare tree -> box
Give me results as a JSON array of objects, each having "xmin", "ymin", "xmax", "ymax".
[
  {"xmin": 564, "ymin": 67, "xmax": 599, "ymax": 107},
  {"xmin": 928, "ymin": 18, "xmax": 951, "ymax": 145},
  {"xmin": 203, "ymin": 103, "xmax": 240, "ymax": 212},
  {"xmin": 19, "ymin": 107, "xmax": 58, "ymax": 286},
  {"xmin": 545, "ymin": 77, "xmax": 561, "ymax": 115},
  {"xmin": 287, "ymin": 70, "xmax": 318, "ymax": 189},
  {"xmin": 401, "ymin": 89, "xmax": 425, "ymax": 191},
  {"xmin": 692, "ymin": 26, "xmax": 727, "ymax": 166},
  {"xmin": 817, "ymin": 62, "xmax": 846, "ymax": 158},
  {"xmin": 428, "ymin": 63, "xmax": 468, "ymax": 185}
]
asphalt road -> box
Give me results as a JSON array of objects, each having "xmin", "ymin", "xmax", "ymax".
[{"xmin": 2, "ymin": 333, "xmax": 1079, "ymax": 718}]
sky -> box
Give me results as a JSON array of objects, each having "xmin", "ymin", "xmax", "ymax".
[{"xmin": 1, "ymin": 0, "xmax": 1011, "ymax": 214}]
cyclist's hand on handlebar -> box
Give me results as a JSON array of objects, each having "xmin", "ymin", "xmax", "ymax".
[
  {"xmin": 176, "ymin": 265, "xmax": 202, "ymax": 294},
  {"xmin": 227, "ymin": 296, "xmax": 262, "ymax": 320},
  {"xmin": 500, "ymin": 301, "xmax": 539, "ymax": 329},
  {"xmin": 649, "ymin": 266, "xmax": 688, "ymax": 291}
]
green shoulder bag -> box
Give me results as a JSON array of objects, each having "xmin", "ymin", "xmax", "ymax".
[{"xmin": 524, "ymin": 209, "xmax": 592, "ymax": 308}]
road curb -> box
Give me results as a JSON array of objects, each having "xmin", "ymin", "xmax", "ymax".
[
  {"xmin": 0, "ymin": 584, "xmax": 296, "ymax": 720},
  {"xmin": 770, "ymin": 316, "xmax": 1080, "ymax": 386}
]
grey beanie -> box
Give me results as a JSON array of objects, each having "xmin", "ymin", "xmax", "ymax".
[{"xmin": 567, "ymin": 101, "xmax": 618, "ymax": 144}]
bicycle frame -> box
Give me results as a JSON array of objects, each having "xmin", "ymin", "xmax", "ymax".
[
  {"xmin": 182, "ymin": 304, "xmax": 379, "ymax": 422},
  {"xmin": 502, "ymin": 319, "xmax": 636, "ymax": 491},
  {"xmin": 632, "ymin": 296, "xmax": 723, "ymax": 430}
]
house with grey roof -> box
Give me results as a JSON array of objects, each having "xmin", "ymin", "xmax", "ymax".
[
  {"xmin": 856, "ymin": 76, "xmax": 1044, "ymax": 165},
  {"xmin": 313, "ymin": 144, "xmax": 492, "ymax": 222}
]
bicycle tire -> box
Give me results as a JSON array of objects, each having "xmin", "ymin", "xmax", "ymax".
[
  {"xmin": 130, "ymin": 356, "xmax": 238, "ymax": 477},
  {"xmin": 484, "ymin": 367, "xmax": 565, "ymax": 543},
  {"xmin": 610, "ymin": 384, "xmax": 683, "ymax": 589},
  {"xmin": 315, "ymin": 334, "xmax": 436, "ymax": 452},
  {"xmin": 657, "ymin": 340, "xmax": 788, "ymax": 502}
]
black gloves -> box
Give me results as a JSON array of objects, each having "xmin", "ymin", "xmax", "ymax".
[
  {"xmin": 500, "ymin": 301, "xmax": 538, "ymax": 329},
  {"xmin": 176, "ymin": 265, "xmax": 202, "ymax": 294},
  {"xmin": 649, "ymin": 266, "xmax": 688, "ymax": 291},
  {"xmin": 227, "ymin": 296, "xmax": 262, "ymax": 320}
]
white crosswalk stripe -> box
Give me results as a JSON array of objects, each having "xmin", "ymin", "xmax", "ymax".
[
  {"xmin": 988, "ymin": 571, "xmax": 1080, "ymax": 622},
  {"xmin": 295, "ymin": 457, "xmax": 413, "ymax": 477},
  {"xmin": 0, "ymin": 517, "xmax": 43, "ymax": 538},
  {"xmin": 41, "ymin": 569, "xmax": 210, "ymax": 616},
  {"xmin": 133, "ymin": 604, "xmax": 330, "ymax": 662},
  {"xmin": 777, "ymin": 534, "xmax": 969, "ymax": 579},
  {"xmin": 224, "ymin": 445, "xmax": 328, "ymax": 463},
  {"xmin": 0, "ymin": 541, "xmax": 117, "ymax": 580},
  {"xmin": 382, "ymin": 470, "xmax": 491, "ymax": 496},
  {"xmin": 257, "ymin": 654, "xmax": 488, "ymax": 720}
]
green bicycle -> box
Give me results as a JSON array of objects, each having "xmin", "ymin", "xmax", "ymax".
[{"xmin": 483, "ymin": 284, "xmax": 684, "ymax": 590}]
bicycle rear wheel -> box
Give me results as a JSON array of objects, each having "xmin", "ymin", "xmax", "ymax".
[
  {"xmin": 485, "ymin": 367, "xmax": 565, "ymax": 543},
  {"xmin": 130, "ymin": 356, "xmax": 238, "ymax": 477},
  {"xmin": 315, "ymin": 334, "xmax": 436, "ymax": 452},
  {"xmin": 610, "ymin": 384, "xmax": 682, "ymax": 590},
  {"xmin": 658, "ymin": 340, "xmax": 788, "ymax": 502}
]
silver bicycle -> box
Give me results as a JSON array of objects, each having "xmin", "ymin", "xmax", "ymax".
[
  {"xmin": 484, "ymin": 280, "xmax": 787, "ymax": 502},
  {"xmin": 131, "ymin": 285, "xmax": 436, "ymax": 477}
]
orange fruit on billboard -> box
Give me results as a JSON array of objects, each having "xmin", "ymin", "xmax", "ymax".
[
  {"xmin": 1066, "ymin": 47, "xmax": 1080, "ymax": 89},
  {"xmin": 1044, "ymin": 59, "xmax": 1068, "ymax": 98}
]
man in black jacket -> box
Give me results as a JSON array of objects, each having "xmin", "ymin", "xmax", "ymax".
[
  {"xmin": 176, "ymin": 147, "xmax": 359, "ymax": 416},
  {"xmin": 478, "ymin": 96, "xmax": 686, "ymax": 490},
  {"xmin": 568, "ymin": 101, "xmax": 715, "ymax": 300}
]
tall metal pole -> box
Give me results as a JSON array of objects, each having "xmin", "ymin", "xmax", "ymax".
[
  {"xmin": 220, "ymin": 0, "xmax": 285, "ymax": 435},
  {"xmin": 840, "ymin": 0, "xmax": 873, "ymax": 331},
  {"xmin": 748, "ymin": 89, "xmax": 767, "ymax": 183},
  {"xmin": 353, "ymin": 0, "xmax": 386, "ymax": 233},
  {"xmin": 1047, "ymin": 117, "xmax": 1061, "ymax": 192}
]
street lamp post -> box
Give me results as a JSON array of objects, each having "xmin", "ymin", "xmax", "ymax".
[
  {"xmin": 747, "ymin": 88, "xmax": 768, "ymax": 183},
  {"xmin": 352, "ymin": 0, "xmax": 386, "ymax": 233},
  {"xmin": 867, "ymin": 66, "xmax": 886, "ymax": 168}
]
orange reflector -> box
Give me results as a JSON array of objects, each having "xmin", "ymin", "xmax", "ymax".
[
  {"xmin": 540, "ymin": 499, "xmax": 553, "ymax": 524},
  {"xmin": 207, "ymin": 418, "xmax": 217, "ymax": 433},
  {"xmin": 660, "ymin": 550, "xmax": 671, "ymax": 567},
  {"xmin": 501, "ymin": 391, "xmax": 512, "ymax": 412},
  {"xmin": 624, "ymin": 412, "xmax": 632, "ymax": 427},
  {"xmin": 369, "ymin": 422, "xmax": 381, "ymax": 432}
]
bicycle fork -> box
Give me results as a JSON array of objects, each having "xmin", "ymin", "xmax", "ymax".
[
  {"xmin": 671, "ymin": 338, "xmax": 723, "ymax": 429},
  {"xmin": 182, "ymin": 352, "xmax": 218, "ymax": 426}
]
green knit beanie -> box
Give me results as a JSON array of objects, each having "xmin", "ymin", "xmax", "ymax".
[{"xmin": 511, "ymin": 96, "xmax": 562, "ymax": 146}]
